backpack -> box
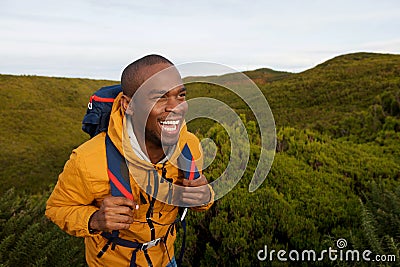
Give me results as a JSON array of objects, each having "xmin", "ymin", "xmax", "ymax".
[
  {"xmin": 82, "ymin": 84, "xmax": 199, "ymax": 266},
  {"xmin": 82, "ymin": 84, "xmax": 122, "ymax": 138}
]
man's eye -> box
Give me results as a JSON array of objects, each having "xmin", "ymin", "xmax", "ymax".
[{"xmin": 179, "ymin": 93, "xmax": 186, "ymax": 98}]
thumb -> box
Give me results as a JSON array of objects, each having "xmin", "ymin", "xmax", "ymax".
[{"xmin": 182, "ymin": 175, "xmax": 207, "ymax": 187}]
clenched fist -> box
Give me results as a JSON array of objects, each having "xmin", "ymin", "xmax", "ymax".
[
  {"xmin": 89, "ymin": 196, "xmax": 138, "ymax": 232},
  {"xmin": 180, "ymin": 174, "xmax": 212, "ymax": 206}
]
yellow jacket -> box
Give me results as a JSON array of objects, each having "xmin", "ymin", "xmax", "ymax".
[{"xmin": 46, "ymin": 93, "xmax": 212, "ymax": 267}]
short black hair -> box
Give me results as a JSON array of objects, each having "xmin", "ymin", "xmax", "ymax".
[{"xmin": 121, "ymin": 54, "xmax": 173, "ymax": 97}]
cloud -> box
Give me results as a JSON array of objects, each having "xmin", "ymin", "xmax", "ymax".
[{"xmin": 0, "ymin": 0, "xmax": 399, "ymax": 79}]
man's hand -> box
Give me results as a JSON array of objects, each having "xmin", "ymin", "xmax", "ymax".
[
  {"xmin": 181, "ymin": 174, "xmax": 211, "ymax": 206},
  {"xmin": 89, "ymin": 196, "xmax": 138, "ymax": 232}
]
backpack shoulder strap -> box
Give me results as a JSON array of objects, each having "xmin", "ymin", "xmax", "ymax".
[
  {"xmin": 103, "ymin": 137, "xmax": 198, "ymax": 266},
  {"xmin": 178, "ymin": 143, "xmax": 200, "ymax": 180},
  {"xmin": 105, "ymin": 134, "xmax": 133, "ymax": 200},
  {"xmin": 104, "ymin": 135, "xmax": 133, "ymax": 255}
]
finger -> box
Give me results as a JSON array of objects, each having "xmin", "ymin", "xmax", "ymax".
[
  {"xmin": 180, "ymin": 196, "xmax": 207, "ymax": 206},
  {"xmin": 105, "ymin": 214, "xmax": 134, "ymax": 224},
  {"xmin": 111, "ymin": 197, "xmax": 137, "ymax": 209},
  {"xmin": 103, "ymin": 205, "xmax": 135, "ymax": 217},
  {"xmin": 180, "ymin": 198, "xmax": 197, "ymax": 206},
  {"xmin": 182, "ymin": 188, "xmax": 210, "ymax": 200},
  {"xmin": 181, "ymin": 191, "xmax": 210, "ymax": 201},
  {"xmin": 181, "ymin": 185, "xmax": 209, "ymax": 194},
  {"xmin": 181, "ymin": 193, "xmax": 201, "ymax": 202},
  {"xmin": 182, "ymin": 175, "xmax": 208, "ymax": 187},
  {"xmin": 90, "ymin": 211, "xmax": 133, "ymax": 232},
  {"xmin": 104, "ymin": 222, "xmax": 133, "ymax": 231}
]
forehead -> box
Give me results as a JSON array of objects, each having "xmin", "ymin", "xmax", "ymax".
[{"xmin": 137, "ymin": 64, "xmax": 183, "ymax": 96}]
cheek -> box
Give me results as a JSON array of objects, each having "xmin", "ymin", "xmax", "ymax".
[
  {"xmin": 181, "ymin": 101, "xmax": 188, "ymax": 114},
  {"xmin": 136, "ymin": 99, "xmax": 156, "ymax": 116},
  {"xmin": 147, "ymin": 107, "xmax": 162, "ymax": 125},
  {"xmin": 133, "ymin": 106, "xmax": 153, "ymax": 127}
]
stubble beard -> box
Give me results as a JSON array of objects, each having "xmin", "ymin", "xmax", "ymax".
[{"xmin": 145, "ymin": 128, "xmax": 178, "ymax": 148}]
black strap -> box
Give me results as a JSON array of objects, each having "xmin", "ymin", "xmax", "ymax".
[
  {"xmin": 143, "ymin": 250, "xmax": 153, "ymax": 267},
  {"xmin": 176, "ymin": 209, "xmax": 187, "ymax": 267},
  {"xmin": 161, "ymin": 162, "xmax": 173, "ymax": 206},
  {"xmin": 145, "ymin": 170, "xmax": 160, "ymax": 241},
  {"xmin": 146, "ymin": 198, "xmax": 156, "ymax": 241},
  {"xmin": 129, "ymin": 249, "xmax": 139, "ymax": 267},
  {"xmin": 97, "ymin": 239, "xmax": 113, "ymax": 258},
  {"xmin": 99, "ymin": 232, "xmax": 143, "ymax": 250},
  {"xmin": 98, "ymin": 213, "xmax": 187, "ymax": 267},
  {"xmin": 111, "ymin": 230, "xmax": 118, "ymax": 250},
  {"xmin": 98, "ymin": 232, "xmax": 150, "ymax": 267}
]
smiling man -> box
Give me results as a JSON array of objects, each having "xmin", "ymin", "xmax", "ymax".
[
  {"xmin": 122, "ymin": 61, "xmax": 189, "ymax": 161},
  {"xmin": 46, "ymin": 55, "xmax": 213, "ymax": 267}
]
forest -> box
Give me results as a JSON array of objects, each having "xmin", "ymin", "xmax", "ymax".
[{"xmin": 1, "ymin": 52, "xmax": 399, "ymax": 266}]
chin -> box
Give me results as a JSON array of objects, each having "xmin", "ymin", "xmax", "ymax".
[
  {"xmin": 145, "ymin": 129, "xmax": 180, "ymax": 148},
  {"xmin": 160, "ymin": 137, "xmax": 180, "ymax": 147}
]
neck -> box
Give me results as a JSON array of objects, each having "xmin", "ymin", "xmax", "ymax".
[
  {"xmin": 132, "ymin": 127, "xmax": 165, "ymax": 164},
  {"xmin": 145, "ymin": 142, "xmax": 166, "ymax": 164}
]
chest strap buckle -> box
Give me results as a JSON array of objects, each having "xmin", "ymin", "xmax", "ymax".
[{"xmin": 140, "ymin": 237, "xmax": 162, "ymax": 251}]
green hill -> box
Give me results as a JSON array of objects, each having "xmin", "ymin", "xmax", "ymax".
[
  {"xmin": 184, "ymin": 67, "xmax": 292, "ymax": 85},
  {"xmin": 0, "ymin": 75, "xmax": 115, "ymax": 193},
  {"xmin": 1, "ymin": 52, "xmax": 400, "ymax": 266},
  {"xmin": 263, "ymin": 52, "xmax": 400, "ymax": 131},
  {"xmin": 186, "ymin": 52, "xmax": 400, "ymax": 129},
  {"xmin": 1, "ymin": 52, "xmax": 400, "ymax": 194}
]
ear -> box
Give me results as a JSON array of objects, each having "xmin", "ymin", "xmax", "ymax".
[{"xmin": 121, "ymin": 95, "xmax": 133, "ymax": 115}]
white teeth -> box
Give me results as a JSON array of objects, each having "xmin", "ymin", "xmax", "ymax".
[
  {"xmin": 160, "ymin": 120, "xmax": 179, "ymax": 125},
  {"xmin": 162, "ymin": 125, "xmax": 177, "ymax": 132},
  {"xmin": 160, "ymin": 120, "xmax": 180, "ymax": 133}
]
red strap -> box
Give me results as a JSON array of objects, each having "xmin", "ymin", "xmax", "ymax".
[
  {"xmin": 107, "ymin": 169, "xmax": 134, "ymax": 200},
  {"xmin": 189, "ymin": 157, "xmax": 196, "ymax": 180},
  {"xmin": 91, "ymin": 95, "xmax": 115, "ymax": 103}
]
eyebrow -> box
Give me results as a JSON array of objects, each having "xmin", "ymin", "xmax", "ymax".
[{"xmin": 148, "ymin": 86, "xmax": 187, "ymax": 95}]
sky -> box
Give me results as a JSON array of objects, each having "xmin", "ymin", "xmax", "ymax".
[{"xmin": 1, "ymin": 0, "xmax": 400, "ymax": 80}]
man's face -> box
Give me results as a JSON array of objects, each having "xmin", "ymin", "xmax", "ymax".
[{"xmin": 131, "ymin": 64, "xmax": 188, "ymax": 147}]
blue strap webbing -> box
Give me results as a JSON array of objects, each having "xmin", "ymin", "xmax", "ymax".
[
  {"xmin": 105, "ymin": 135, "xmax": 132, "ymax": 199},
  {"xmin": 178, "ymin": 143, "xmax": 200, "ymax": 180}
]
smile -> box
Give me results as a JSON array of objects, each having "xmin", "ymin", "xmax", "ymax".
[{"xmin": 159, "ymin": 120, "xmax": 180, "ymax": 133}]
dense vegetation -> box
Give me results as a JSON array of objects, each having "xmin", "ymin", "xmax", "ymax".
[
  {"xmin": 1, "ymin": 52, "xmax": 400, "ymax": 266},
  {"xmin": 0, "ymin": 75, "xmax": 112, "ymax": 193}
]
